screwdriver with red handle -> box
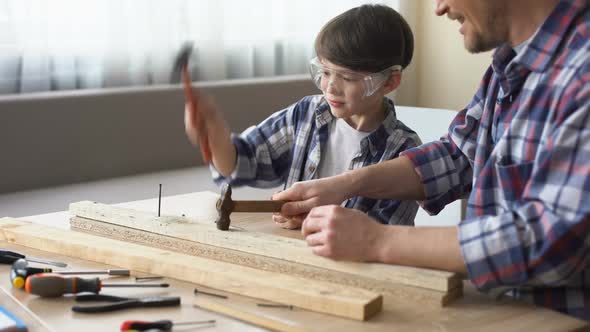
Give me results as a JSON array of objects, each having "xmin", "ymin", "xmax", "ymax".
[
  {"xmin": 120, "ymin": 319, "xmax": 216, "ymax": 331},
  {"xmin": 25, "ymin": 273, "xmax": 169, "ymax": 297}
]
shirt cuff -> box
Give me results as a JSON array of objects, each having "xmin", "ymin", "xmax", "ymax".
[{"xmin": 400, "ymin": 141, "xmax": 454, "ymax": 215}]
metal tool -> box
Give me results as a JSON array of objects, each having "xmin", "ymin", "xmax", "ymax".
[
  {"xmin": 194, "ymin": 287, "xmax": 228, "ymax": 299},
  {"xmin": 10, "ymin": 258, "xmax": 130, "ymax": 289},
  {"xmin": 120, "ymin": 319, "xmax": 215, "ymax": 331},
  {"xmin": 0, "ymin": 249, "xmax": 67, "ymax": 267},
  {"xmin": 256, "ymin": 303, "xmax": 294, "ymax": 310},
  {"xmin": 135, "ymin": 275, "xmax": 164, "ymax": 282},
  {"xmin": 172, "ymin": 42, "xmax": 212, "ymax": 163},
  {"xmin": 216, "ymin": 183, "xmax": 286, "ymax": 230},
  {"xmin": 25, "ymin": 273, "xmax": 169, "ymax": 297},
  {"xmin": 72, "ymin": 293, "xmax": 180, "ymax": 313}
]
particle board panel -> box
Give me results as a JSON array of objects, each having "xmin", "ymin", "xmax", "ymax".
[
  {"xmin": 69, "ymin": 199, "xmax": 462, "ymax": 298},
  {"xmin": 0, "ymin": 217, "xmax": 382, "ymax": 321},
  {"xmin": 71, "ymin": 216, "xmax": 461, "ymax": 307}
]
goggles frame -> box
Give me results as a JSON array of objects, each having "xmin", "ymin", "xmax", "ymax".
[{"xmin": 309, "ymin": 57, "xmax": 402, "ymax": 97}]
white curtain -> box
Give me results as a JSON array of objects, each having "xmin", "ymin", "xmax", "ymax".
[{"xmin": 0, "ymin": 0, "xmax": 401, "ymax": 94}]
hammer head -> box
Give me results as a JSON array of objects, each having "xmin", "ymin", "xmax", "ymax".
[
  {"xmin": 215, "ymin": 183, "xmax": 234, "ymax": 230},
  {"xmin": 170, "ymin": 42, "xmax": 194, "ymax": 83}
]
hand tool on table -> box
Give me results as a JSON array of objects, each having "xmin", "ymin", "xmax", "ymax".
[
  {"xmin": 172, "ymin": 42, "xmax": 212, "ymax": 164},
  {"xmin": 72, "ymin": 293, "xmax": 180, "ymax": 313},
  {"xmin": 0, "ymin": 249, "xmax": 67, "ymax": 267},
  {"xmin": 25, "ymin": 273, "xmax": 169, "ymax": 298},
  {"xmin": 10, "ymin": 258, "xmax": 130, "ymax": 289},
  {"xmin": 120, "ymin": 319, "xmax": 216, "ymax": 331},
  {"xmin": 215, "ymin": 183, "xmax": 287, "ymax": 231}
]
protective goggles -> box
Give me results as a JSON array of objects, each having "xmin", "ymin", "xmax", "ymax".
[{"xmin": 309, "ymin": 57, "xmax": 402, "ymax": 97}]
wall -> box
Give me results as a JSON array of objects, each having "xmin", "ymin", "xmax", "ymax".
[
  {"xmin": 396, "ymin": 1, "xmax": 493, "ymax": 111},
  {"xmin": 0, "ymin": 75, "xmax": 317, "ymax": 194}
]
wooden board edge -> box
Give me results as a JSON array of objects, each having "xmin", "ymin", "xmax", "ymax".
[
  {"xmin": 193, "ymin": 299, "xmax": 307, "ymax": 332},
  {"xmin": 69, "ymin": 201, "xmax": 461, "ymax": 293},
  {"xmin": 71, "ymin": 216, "xmax": 459, "ymax": 307},
  {"xmin": 0, "ymin": 217, "xmax": 381, "ymax": 321}
]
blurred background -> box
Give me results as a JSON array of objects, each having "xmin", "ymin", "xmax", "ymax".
[{"xmin": 0, "ymin": 0, "xmax": 491, "ymax": 110}]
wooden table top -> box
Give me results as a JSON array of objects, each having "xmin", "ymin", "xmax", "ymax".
[{"xmin": 1, "ymin": 192, "xmax": 587, "ymax": 332}]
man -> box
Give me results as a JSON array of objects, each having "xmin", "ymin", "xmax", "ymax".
[{"xmin": 273, "ymin": 0, "xmax": 590, "ymax": 320}]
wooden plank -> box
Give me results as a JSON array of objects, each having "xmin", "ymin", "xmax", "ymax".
[
  {"xmin": 69, "ymin": 199, "xmax": 462, "ymax": 296},
  {"xmin": 71, "ymin": 216, "xmax": 461, "ymax": 306},
  {"xmin": 0, "ymin": 217, "xmax": 382, "ymax": 321},
  {"xmin": 194, "ymin": 298, "xmax": 306, "ymax": 332},
  {"xmin": 2, "ymin": 227, "xmax": 588, "ymax": 332}
]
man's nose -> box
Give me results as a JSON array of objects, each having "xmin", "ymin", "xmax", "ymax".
[{"xmin": 434, "ymin": 0, "xmax": 449, "ymax": 16}]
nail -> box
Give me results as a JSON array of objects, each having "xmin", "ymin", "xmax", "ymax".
[
  {"xmin": 158, "ymin": 184, "xmax": 162, "ymax": 217},
  {"xmin": 135, "ymin": 276, "xmax": 164, "ymax": 282},
  {"xmin": 256, "ymin": 303, "xmax": 293, "ymax": 310},
  {"xmin": 194, "ymin": 288, "xmax": 228, "ymax": 299}
]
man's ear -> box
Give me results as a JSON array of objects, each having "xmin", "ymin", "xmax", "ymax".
[{"xmin": 382, "ymin": 72, "xmax": 402, "ymax": 94}]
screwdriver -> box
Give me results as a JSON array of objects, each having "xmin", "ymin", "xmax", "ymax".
[
  {"xmin": 25, "ymin": 273, "xmax": 169, "ymax": 297},
  {"xmin": 10, "ymin": 259, "xmax": 130, "ymax": 289},
  {"xmin": 120, "ymin": 319, "xmax": 216, "ymax": 331},
  {"xmin": 0, "ymin": 249, "xmax": 67, "ymax": 267}
]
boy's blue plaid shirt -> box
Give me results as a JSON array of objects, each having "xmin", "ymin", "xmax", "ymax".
[
  {"xmin": 212, "ymin": 95, "xmax": 422, "ymax": 226},
  {"xmin": 401, "ymin": 0, "xmax": 590, "ymax": 319}
]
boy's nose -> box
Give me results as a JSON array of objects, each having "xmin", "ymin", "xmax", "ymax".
[{"xmin": 325, "ymin": 78, "xmax": 340, "ymax": 95}]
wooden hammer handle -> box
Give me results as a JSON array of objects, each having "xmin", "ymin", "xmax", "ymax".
[{"xmin": 232, "ymin": 200, "xmax": 286, "ymax": 213}]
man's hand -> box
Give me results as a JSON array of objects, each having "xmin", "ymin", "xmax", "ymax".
[
  {"xmin": 272, "ymin": 175, "xmax": 353, "ymax": 218},
  {"xmin": 301, "ymin": 205, "xmax": 386, "ymax": 262}
]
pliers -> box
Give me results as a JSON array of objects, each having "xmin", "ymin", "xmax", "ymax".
[{"xmin": 72, "ymin": 293, "xmax": 180, "ymax": 313}]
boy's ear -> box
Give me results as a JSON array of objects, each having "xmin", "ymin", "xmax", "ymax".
[{"xmin": 382, "ymin": 72, "xmax": 402, "ymax": 94}]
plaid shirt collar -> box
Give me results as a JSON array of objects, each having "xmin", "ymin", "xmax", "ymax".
[
  {"xmin": 313, "ymin": 97, "xmax": 400, "ymax": 157},
  {"xmin": 494, "ymin": 0, "xmax": 588, "ymax": 74},
  {"xmin": 492, "ymin": 0, "xmax": 588, "ymax": 96}
]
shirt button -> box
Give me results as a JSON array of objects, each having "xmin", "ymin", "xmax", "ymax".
[{"xmin": 308, "ymin": 165, "xmax": 316, "ymax": 172}]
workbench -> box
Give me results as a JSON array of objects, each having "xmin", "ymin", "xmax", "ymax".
[{"xmin": 1, "ymin": 193, "xmax": 587, "ymax": 331}]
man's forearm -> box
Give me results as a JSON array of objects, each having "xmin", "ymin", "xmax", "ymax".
[
  {"xmin": 375, "ymin": 225, "xmax": 467, "ymax": 274},
  {"xmin": 344, "ymin": 156, "xmax": 426, "ymax": 200}
]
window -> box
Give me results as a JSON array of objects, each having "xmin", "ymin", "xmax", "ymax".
[{"xmin": 0, "ymin": 0, "xmax": 401, "ymax": 95}]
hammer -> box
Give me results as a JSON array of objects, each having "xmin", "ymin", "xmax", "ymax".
[
  {"xmin": 172, "ymin": 42, "xmax": 212, "ymax": 163},
  {"xmin": 216, "ymin": 183, "xmax": 286, "ymax": 231}
]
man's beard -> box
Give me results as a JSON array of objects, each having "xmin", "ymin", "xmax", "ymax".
[
  {"xmin": 465, "ymin": 31, "xmax": 504, "ymax": 53},
  {"xmin": 464, "ymin": 2, "xmax": 507, "ymax": 53}
]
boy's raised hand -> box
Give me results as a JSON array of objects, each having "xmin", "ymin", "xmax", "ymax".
[
  {"xmin": 272, "ymin": 213, "xmax": 304, "ymax": 229},
  {"xmin": 184, "ymin": 91, "xmax": 236, "ymax": 176}
]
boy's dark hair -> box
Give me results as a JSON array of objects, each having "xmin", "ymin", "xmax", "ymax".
[{"xmin": 314, "ymin": 4, "xmax": 414, "ymax": 72}]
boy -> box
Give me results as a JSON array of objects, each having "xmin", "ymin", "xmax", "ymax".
[{"xmin": 185, "ymin": 4, "xmax": 421, "ymax": 229}]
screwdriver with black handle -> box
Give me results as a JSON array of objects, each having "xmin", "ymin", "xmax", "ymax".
[
  {"xmin": 0, "ymin": 249, "xmax": 67, "ymax": 267},
  {"xmin": 10, "ymin": 259, "xmax": 130, "ymax": 289},
  {"xmin": 25, "ymin": 273, "xmax": 169, "ymax": 297}
]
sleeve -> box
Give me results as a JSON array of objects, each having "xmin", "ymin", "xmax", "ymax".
[
  {"xmin": 210, "ymin": 97, "xmax": 309, "ymax": 188},
  {"xmin": 459, "ymin": 70, "xmax": 590, "ymax": 291},
  {"xmin": 367, "ymin": 198, "xmax": 419, "ymax": 226},
  {"xmin": 400, "ymin": 67, "xmax": 495, "ymax": 215},
  {"xmin": 366, "ymin": 133, "xmax": 423, "ymax": 226}
]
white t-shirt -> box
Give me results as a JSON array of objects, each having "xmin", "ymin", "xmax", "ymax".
[{"xmin": 316, "ymin": 118, "xmax": 371, "ymax": 179}]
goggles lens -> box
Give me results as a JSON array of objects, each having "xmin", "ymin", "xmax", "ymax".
[{"xmin": 309, "ymin": 57, "xmax": 401, "ymax": 97}]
